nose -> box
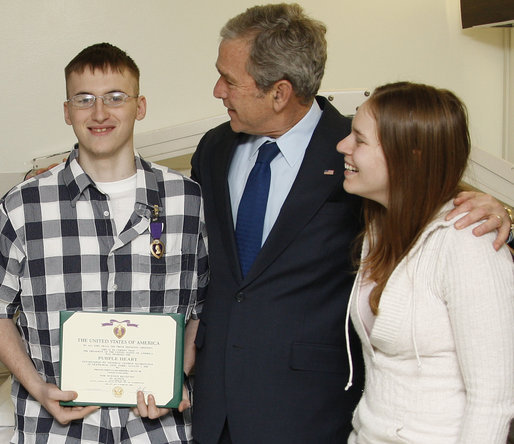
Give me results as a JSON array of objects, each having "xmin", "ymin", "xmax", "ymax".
[
  {"xmin": 336, "ymin": 134, "xmax": 354, "ymax": 156},
  {"xmin": 91, "ymin": 98, "xmax": 109, "ymax": 122},
  {"xmin": 213, "ymin": 77, "xmax": 226, "ymax": 99}
]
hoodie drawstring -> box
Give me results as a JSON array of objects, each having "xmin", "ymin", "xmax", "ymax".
[{"xmin": 344, "ymin": 276, "xmax": 356, "ymax": 391}]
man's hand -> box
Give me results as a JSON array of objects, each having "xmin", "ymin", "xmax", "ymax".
[
  {"xmin": 134, "ymin": 391, "xmax": 170, "ymax": 419},
  {"xmin": 133, "ymin": 318, "xmax": 198, "ymax": 420},
  {"xmin": 0, "ymin": 319, "xmax": 98, "ymax": 425},
  {"xmin": 446, "ymin": 191, "xmax": 511, "ymax": 250},
  {"xmin": 32, "ymin": 381, "xmax": 99, "ymax": 425},
  {"xmin": 134, "ymin": 383, "xmax": 191, "ymax": 419},
  {"xmin": 178, "ymin": 378, "xmax": 192, "ymax": 412}
]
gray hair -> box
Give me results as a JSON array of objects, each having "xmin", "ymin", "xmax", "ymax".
[{"xmin": 221, "ymin": 3, "xmax": 327, "ymax": 103}]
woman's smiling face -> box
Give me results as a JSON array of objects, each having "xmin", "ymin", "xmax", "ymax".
[{"xmin": 336, "ymin": 101, "xmax": 389, "ymax": 208}]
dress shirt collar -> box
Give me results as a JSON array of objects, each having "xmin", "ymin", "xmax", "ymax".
[
  {"xmin": 62, "ymin": 145, "xmax": 161, "ymax": 219},
  {"xmin": 248, "ymin": 99, "xmax": 322, "ymax": 166}
]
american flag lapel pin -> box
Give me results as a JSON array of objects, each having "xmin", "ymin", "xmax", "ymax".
[{"xmin": 323, "ymin": 169, "xmax": 335, "ymax": 175}]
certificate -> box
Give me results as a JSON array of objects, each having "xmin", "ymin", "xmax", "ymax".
[{"xmin": 59, "ymin": 311, "xmax": 184, "ymax": 408}]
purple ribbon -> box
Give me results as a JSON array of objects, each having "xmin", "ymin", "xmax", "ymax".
[
  {"xmin": 150, "ymin": 221, "xmax": 163, "ymax": 240},
  {"xmin": 101, "ymin": 319, "xmax": 139, "ymax": 327}
]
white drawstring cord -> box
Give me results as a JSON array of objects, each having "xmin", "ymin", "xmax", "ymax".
[{"xmin": 344, "ymin": 277, "xmax": 355, "ymax": 391}]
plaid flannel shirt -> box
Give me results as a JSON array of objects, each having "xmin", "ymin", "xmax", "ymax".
[{"xmin": 0, "ymin": 147, "xmax": 208, "ymax": 443}]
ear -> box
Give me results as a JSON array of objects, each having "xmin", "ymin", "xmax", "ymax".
[
  {"xmin": 271, "ymin": 80, "xmax": 293, "ymax": 112},
  {"xmin": 136, "ymin": 95, "xmax": 147, "ymax": 121},
  {"xmin": 64, "ymin": 101, "xmax": 72, "ymax": 126}
]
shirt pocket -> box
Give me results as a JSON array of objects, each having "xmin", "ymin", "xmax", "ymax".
[
  {"xmin": 127, "ymin": 233, "xmax": 192, "ymax": 311},
  {"xmin": 133, "ymin": 232, "xmax": 189, "ymax": 276}
]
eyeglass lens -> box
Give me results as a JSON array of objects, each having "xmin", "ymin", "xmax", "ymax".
[{"xmin": 69, "ymin": 92, "xmax": 132, "ymax": 108}]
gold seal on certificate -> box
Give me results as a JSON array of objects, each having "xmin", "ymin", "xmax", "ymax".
[{"xmin": 59, "ymin": 311, "xmax": 184, "ymax": 408}]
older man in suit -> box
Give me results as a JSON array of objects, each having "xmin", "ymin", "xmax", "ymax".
[{"xmin": 190, "ymin": 4, "xmax": 511, "ymax": 443}]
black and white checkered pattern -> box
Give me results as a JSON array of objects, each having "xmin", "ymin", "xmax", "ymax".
[{"xmin": 0, "ymin": 147, "xmax": 208, "ymax": 443}]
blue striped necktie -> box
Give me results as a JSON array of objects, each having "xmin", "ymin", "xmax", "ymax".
[{"xmin": 235, "ymin": 141, "xmax": 280, "ymax": 276}]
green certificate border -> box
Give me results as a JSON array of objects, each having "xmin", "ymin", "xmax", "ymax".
[{"xmin": 59, "ymin": 311, "xmax": 184, "ymax": 408}]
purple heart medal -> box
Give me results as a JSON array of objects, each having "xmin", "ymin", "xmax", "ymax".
[{"xmin": 150, "ymin": 204, "xmax": 165, "ymax": 259}]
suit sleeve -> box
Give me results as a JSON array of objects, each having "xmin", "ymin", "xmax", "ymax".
[{"xmin": 190, "ymin": 133, "xmax": 207, "ymax": 185}]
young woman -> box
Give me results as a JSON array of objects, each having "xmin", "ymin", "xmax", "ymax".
[{"xmin": 338, "ymin": 82, "xmax": 513, "ymax": 443}]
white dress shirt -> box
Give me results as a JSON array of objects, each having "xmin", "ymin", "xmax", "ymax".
[{"xmin": 228, "ymin": 99, "xmax": 323, "ymax": 245}]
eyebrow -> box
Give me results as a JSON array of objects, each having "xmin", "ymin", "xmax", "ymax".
[
  {"xmin": 215, "ymin": 64, "xmax": 236, "ymax": 83},
  {"xmin": 72, "ymin": 89, "xmax": 127, "ymax": 96},
  {"xmin": 352, "ymin": 127, "xmax": 365, "ymax": 138}
]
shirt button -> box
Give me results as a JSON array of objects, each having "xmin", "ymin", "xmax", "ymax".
[
  {"xmin": 235, "ymin": 292, "xmax": 244, "ymax": 302},
  {"xmin": 112, "ymin": 284, "xmax": 118, "ymax": 291},
  {"xmin": 104, "ymin": 210, "xmax": 110, "ymax": 217}
]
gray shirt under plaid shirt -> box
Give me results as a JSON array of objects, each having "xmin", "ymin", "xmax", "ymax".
[{"xmin": 0, "ymin": 147, "xmax": 208, "ymax": 444}]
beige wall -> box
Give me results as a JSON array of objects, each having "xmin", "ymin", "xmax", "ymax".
[{"xmin": 0, "ymin": 0, "xmax": 508, "ymax": 180}]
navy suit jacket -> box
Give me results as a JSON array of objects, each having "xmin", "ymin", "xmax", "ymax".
[{"xmin": 191, "ymin": 97, "xmax": 365, "ymax": 443}]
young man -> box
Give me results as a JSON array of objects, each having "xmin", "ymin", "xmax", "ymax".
[
  {"xmin": 0, "ymin": 43, "xmax": 207, "ymax": 443},
  {"xmin": 190, "ymin": 4, "xmax": 511, "ymax": 443}
]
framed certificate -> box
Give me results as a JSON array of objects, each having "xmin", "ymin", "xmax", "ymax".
[{"xmin": 59, "ymin": 311, "xmax": 184, "ymax": 408}]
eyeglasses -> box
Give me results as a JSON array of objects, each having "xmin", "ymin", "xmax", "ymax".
[{"xmin": 66, "ymin": 92, "xmax": 138, "ymax": 109}]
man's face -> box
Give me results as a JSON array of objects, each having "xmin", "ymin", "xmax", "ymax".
[
  {"xmin": 213, "ymin": 38, "xmax": 276, "ymax": 135},
  {"xmin": 64, "ymin": 67, "xmax": 146, "ymax": 163}
]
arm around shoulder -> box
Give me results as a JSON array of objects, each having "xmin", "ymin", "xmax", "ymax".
[{"xmin": 447, "ymin": 191, "xmax": 512, "ymax": 249}]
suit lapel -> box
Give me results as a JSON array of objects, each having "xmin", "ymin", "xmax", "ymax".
[{"xmin": 243, "ymin": 99, "xmax": 349, "ymax": 282}]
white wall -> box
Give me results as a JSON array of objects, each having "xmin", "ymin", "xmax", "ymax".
[{"xmin": 0, "ymin": 0, "xmax": 507, "ymax": 189}]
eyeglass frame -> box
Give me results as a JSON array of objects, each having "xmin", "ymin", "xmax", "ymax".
[{"xmin": 65, "ymin": 91, "xmax": 139, "ymax": 109}]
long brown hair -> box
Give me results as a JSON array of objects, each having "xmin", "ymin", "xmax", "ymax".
[{"xmin": 361, "ymin": 82, "xmax": 470, "ymax": 314}]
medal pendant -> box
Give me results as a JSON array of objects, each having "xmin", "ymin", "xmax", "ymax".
[{"xmin": 151, "ymin": 239, "xmax": 165, "ymax": 259}]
